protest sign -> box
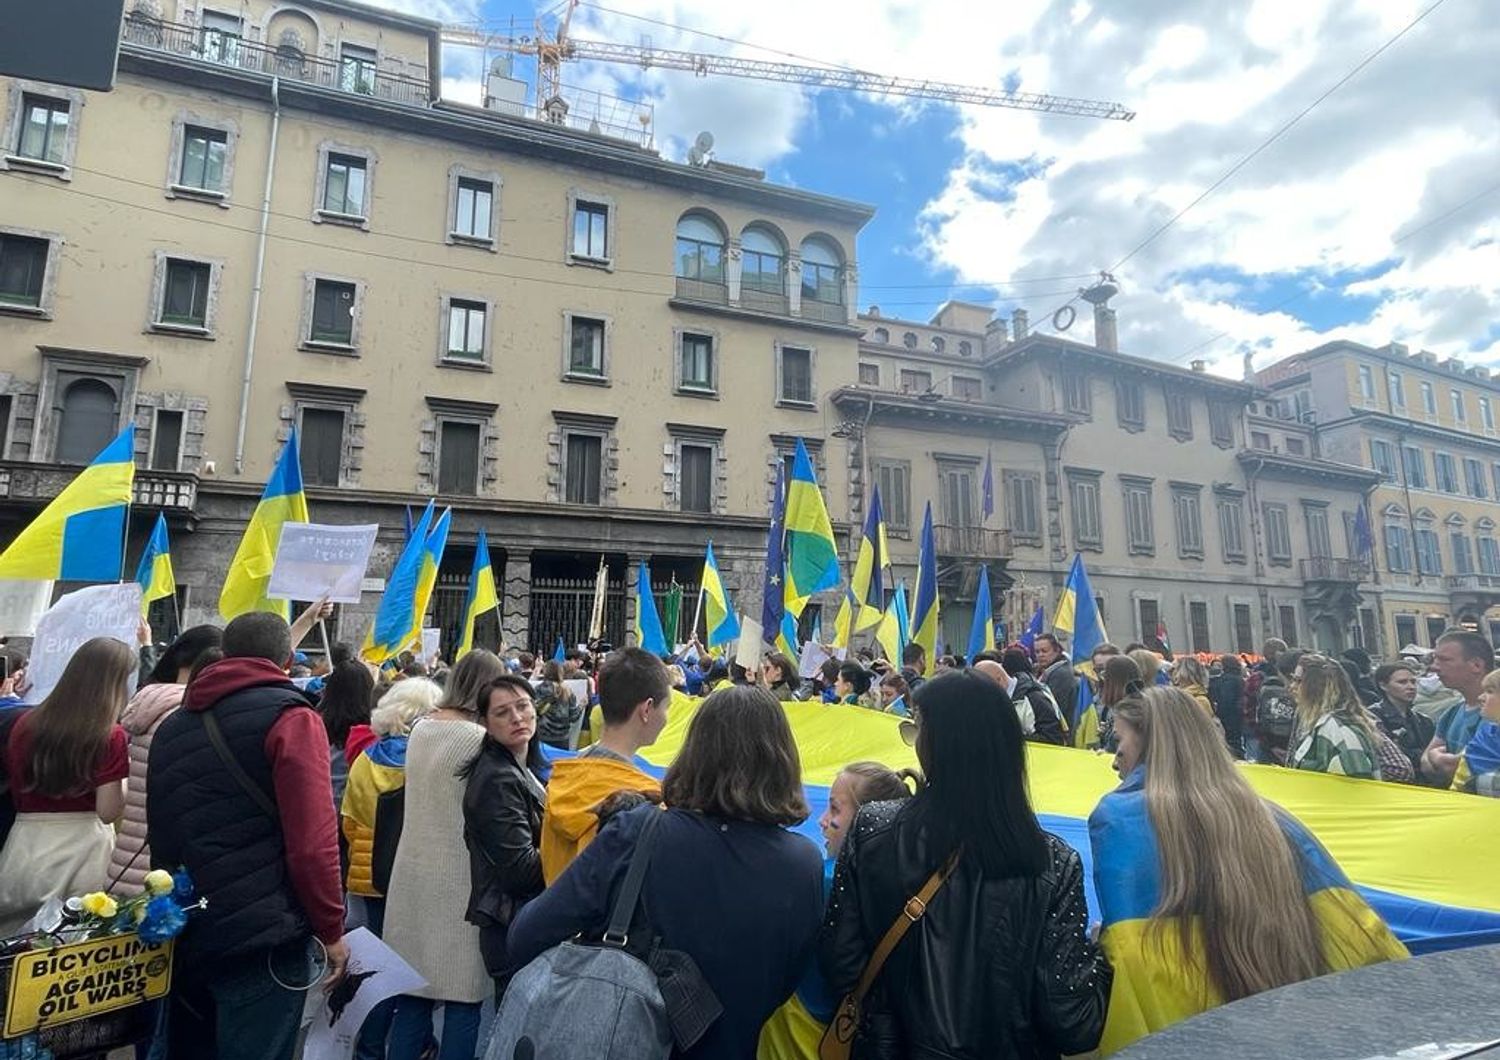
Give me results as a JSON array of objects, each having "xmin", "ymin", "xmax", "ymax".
[
  {"xmin": 26, "ymin": 583, "xmax": 141, "ymax": 704},
  {"xmin": 799, "ymin": 640, "xmax": 834, "ymax": 680},
  {"xmin": 0, "ymin": 579, "xmax": 53, "ymax": 636},
  {"xmin": 302, "ymin": 927, "xmax": 426, "ymax": 1060},
  {"xmin": 4, "ymin": 932, "xmax": 173, "ymax": 1036},
  {"xmin": 735, "ymin": 616, "xmax": 763, "ymax": 672},
  {"xmin": 267, "ymin": 523, "xmax": 378, "ymax": 605},
  {"xmin": 420, "ymin": 628, "xmax": 440, "ymax": 664}
]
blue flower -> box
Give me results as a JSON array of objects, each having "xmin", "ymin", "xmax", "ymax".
[
  {"xmin": 171, "ymin": 869, "xmax": 194, "ymax": 903},
  {"xmin": 137, "ymin": 896, "xmax": 188, "ymax": 944}
]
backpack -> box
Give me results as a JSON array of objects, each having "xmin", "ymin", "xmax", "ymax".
[
  {"xmin": 370, "ymin": 784, "xmax": 405, "ymax": 895},
  {"xmin": 1256, "ymin": 678, "xmax": 1297, "ymax": 747}
]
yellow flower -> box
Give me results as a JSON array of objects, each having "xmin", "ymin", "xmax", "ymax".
[
  {"xmin": 144, "ymin": 869, "xmax": 174, "ymax": 896},
  {"xmin": 132, "ymin": 903, "xmax": 148, "ymax": 924},
  {"xmin": 80, "ymin": 893, "xmax": 118, "ymax": 919}
]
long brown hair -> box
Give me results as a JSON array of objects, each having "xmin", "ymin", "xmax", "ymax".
[
  {"xmin": 1099, "ymin": 654, "xmax": 1144, "ymax": 708},
  {"xmin": 838, "ymin": 761, "xmax": 923, "ymax": 804},
  {"xmin": 1293, "ymin": 654, "xmax": 1379, "ymax": 744},
  {"xmin": 1111, "ymin": 687, "xmax": 1325, "ymax": 1001},
  {"xmin": 23, "ymin": 637, "xmax": 136, "ymax": 798},
  {"xmin": 438, "ymin": 649, "xmax": 506, "ymax": 714},
  {"xmin": 662, "ymin": 685, "xmax": 808, "ymax": 826}
]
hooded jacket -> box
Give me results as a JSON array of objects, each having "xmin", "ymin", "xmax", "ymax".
[
  {"xmin": 109, "ymin": 682, "xmax": 186, "ymax": 891},
  {"xmin": 1013, "ymin": 672, "xmax": 1067, "ymax": 746},
  {"xmin": 538, "ymin": 752, "xmax": 660, "ymax": 884},
  {"xmin": 340, "ymin": 734, "xmax": 409, "ymax": 897}
]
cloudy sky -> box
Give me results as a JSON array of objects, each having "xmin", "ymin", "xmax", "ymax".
[{"xmin": 399, "ymin": 0, "xmax": 1497, "ymax": 376}]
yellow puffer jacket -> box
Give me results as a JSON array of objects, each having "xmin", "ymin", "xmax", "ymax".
[{"xmin": 340, "ymin": 735, "xmax": 409, "ymax": 897}]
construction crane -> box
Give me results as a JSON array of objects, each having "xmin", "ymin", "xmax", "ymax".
[{"xmin": 440, "ymin": 0, "xmax": 1134, "ymax": 123}]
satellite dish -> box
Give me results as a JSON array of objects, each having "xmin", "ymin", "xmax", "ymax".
[
  {"xmin": 694, "ymin": 130, "xmax": 715, "ymax": 153},
  {"xmin": 687, "ymin": 146, "xmax": 705, "ymax": 166}
]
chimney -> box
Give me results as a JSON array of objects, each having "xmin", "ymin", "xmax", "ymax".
[
  {"xmin": 984, "ymin": 316, "xmax": 1009, "ymax": 356},
  {"xmin": 1078, "ymin": 273, "xmax": 1120, "ymax": 352},
  {"xmin": 1190, "ymin": 359, "xmax": 1207, "ymax": 373},
  {"xmin": 867, "ymin": 305, "xmax": 881, "ymax": 318},
  {"xmin": 1011, "ymin": 309, "xmax": 1029, "ymax": 340}
]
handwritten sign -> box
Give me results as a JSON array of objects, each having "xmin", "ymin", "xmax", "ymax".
[
  {"xmin": 267, "ymin": 523, "xmax": 378, "ymax": 605},
  {"xmin": 26, "ymin": 583, "xmax": 141, "ymax": 705},
  {"xmin": 421, "ymin": 628, "xmax": 440, "ymax": 665},
  {"xmin": 4, "ymin": 933, "xmax": 173, "ymax": 1036},
  {"xmin": 0, "ymin": 579, "xmax": 53, "ymax": 636}
]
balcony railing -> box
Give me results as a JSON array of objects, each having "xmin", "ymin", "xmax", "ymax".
[
  {"xmin": 674, "ymin": 276, "xmax": 727, "ymax": 304},
  {"xmin": 1299, "ymin": 557, "xmax": 1361, "ymax": 583},
  {"xmin": 1445, "ymin": 573, "xmax": 1500, "ymax": 592},
  {"xmin": 134, "ymin": 471, "xmax": 199, "ymax": 511},
  {"xmin": 739, "ymin": 286, "xmax": 789, "ymax": 316},
  {"xmin": 799, "ymin": 298, "xmax": 847, "ymax": 324},
  {"xmin": 0, "ymin": 461, "xmax": 196, "ymax": 512},
  {"xmin": 122, "ymin": 16, "xmax": 432, "ymax": 106},
  {"xmin": 933, "ymin": 524, "xmax": 1012, "ymax": 559}
]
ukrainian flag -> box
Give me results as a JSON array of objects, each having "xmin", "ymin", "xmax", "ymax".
[
  {"xmin": 0, "ymin": 425, "xmax": 135, "ymax": 582},
  {"xmin": 362, "ymin": 501, "xmax": 434, "ymax": 663},
  {"xmin": 701, "ymin": 541, "xmax": 740, "ymax": 648},
  {"xmin": 456, "ymin": 528, "xmax": 498, "ymax": 660},
  {"xmin": 220, "ymin": 430, "xmax": 309, "ymax": 620},
  {"xmin": 834, "ymin": 486, "xmax": 890, "ymax": 649},
  {"xmin": 1054, "ymin": 553, "xmax": 1107, "ymax": 743},
  {"xmin": 634, "ymin": 560, "xmax": 669, "ymax": 656},
  {"xmin": 966, "ymin": 564, "xmax": 995, "ymax": 660},
  {"xmin": 1089, "ymin": 766, "xmax": 1409, "ymax": 1054},
  {"xmin": 782, "ymin": 439, "xmax": 841, "ymax": 616},
  {"xmin": 135, "ymin": 513, "xmax": 176, "ymax": 616},
  {"xmin": 909, "ymin": 502, "xmax": 939, "ymax": 675},
  {"xmin": 398, "ymin": 506, "xmax": 450, "ymax": 655},
  {"xmin": 1451, "ymin": 720, "xmax": 1500, "ymax": 794},
  {"xmin": 874, "ymin": 580, "xmax": 909, "ymax": 665}
]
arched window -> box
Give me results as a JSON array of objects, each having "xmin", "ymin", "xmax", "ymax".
[
  {"xmin": 872, "ymin": 327, "xmax": 889, "ymax": 344},
  {"xmin": 931, "ymin": 336, "xmax": 946, "ymax": 353},
  {"xmin": 741, "ymin": 227, "xmax": 784, "ymax": 294},
  {"xmin": 800, "ymin": 237, "xmax": 843, "ymax": 305},
  {"xmin": 903, "ymin": 332, "xmax": 918, "ymax": 349},
  {"xmin": 56, "ymin": 379, "xmax": 119, "ymax": 464},
  {"xmin": 958, "ymin": 340, "xmax": 973, "ymax": 357},
  {"xmin": 674, "ymin": 214, "xmax": 724, "ymax": 284}
]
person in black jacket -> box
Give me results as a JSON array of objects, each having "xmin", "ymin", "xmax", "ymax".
[
  {"xmin": 820, "ymin": 669, "xmax": 1110, "ymax": 1059},
  {"xmin": 461, "ymin": 674, "xmax": 547, "ymax": 1002},
  {"xmin": 1211, "ymin": 653, "xmax": 1246, "ymax": 757},
  {"xmin": 1001, "ymin": 647, "xmax": 1068, "ymax": 745}
]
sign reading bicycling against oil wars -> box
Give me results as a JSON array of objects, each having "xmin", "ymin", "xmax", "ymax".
[{"xmin": 4, "ymin": 933, "xmax": 173, "ymax": 1037}]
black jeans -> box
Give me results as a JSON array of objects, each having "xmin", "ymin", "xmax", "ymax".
[{"xmin": 166, "ymin": 939, "xmax": 309, "ymax": 1060}]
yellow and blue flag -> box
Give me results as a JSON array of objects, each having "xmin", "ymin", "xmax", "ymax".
[
  {"xmin": 362, "ymin": 501, "xmax": 434, "ymax": 663},
  {"xmin": 909, "ymin": 502, "xmax": 939, "ymax": 675},
  {"xmin": 456, "ymin": 528, "xmax": 498, "ymax": 660},
  {"xmin": 0, "ymin": 425, "xmax": 135, "ymax": 582},
  {"xmin": 966, "ymin": 565, "xmax": 995, "ymax": 660},
  {"xmin": 399, "ymin": 506, "xmax": 451, "ymax": 655},
  {"xmin": 635, "ymin": 560, "xmax": 669, "ymax": 656},
  {"xmin": 782, "ymin": 439, "xmax": 841, "ymax": 616},
  {"xmin": 135, "ymin": 513, "xmax": 176, "ymax": 616},
  {"xmin": 874, "ymin": 580, "xmax": 909, "ymax": 665},
  {"xmin": 1451, "ymin": 720, "xmax": 1500, "ymax": 795},
  {"xmin": 220, "ymin": 430, "xmax": 309, "ymax": 621},
  {"xmin": 701, "ymin": 541, "xmax": 740, "ymax": 648},
  {"xmin": 833, "ymin": 486, "xmax": 891, "ymax": 650},
  {"xmin": 1054, "ymin": 553, "xmax": 1108, "ymax": 742}
]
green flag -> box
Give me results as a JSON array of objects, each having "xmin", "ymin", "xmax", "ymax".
[{"xmin": 663, "ymin": 581, "xmax": 683, "ymax": 647}]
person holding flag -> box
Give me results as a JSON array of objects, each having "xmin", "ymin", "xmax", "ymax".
[
  {"xmin": 456, "ymin": 529, "xmax": 498, "ymax": 660},
  {"xmin": 700, "ymin": 541, "xmax": 740, "ymax": 648}
]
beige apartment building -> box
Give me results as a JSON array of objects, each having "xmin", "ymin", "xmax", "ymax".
[{"xmin": 0, "ymin": 0, "xmax": 873, "ymax": 651}]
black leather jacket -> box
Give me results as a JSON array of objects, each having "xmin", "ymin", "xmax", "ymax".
[
  {"xmin": 461, "ymin": 739, "xmax": 545, "ymax": 931},
  {"xmin": 819, "ymin": 799, "xmax": 1110, "ymax": 1060}
]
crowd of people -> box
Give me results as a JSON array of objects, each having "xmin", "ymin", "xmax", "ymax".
[{"xmin": 0, "ymin": 604, "xmax": 1495, "ymax": 1060}]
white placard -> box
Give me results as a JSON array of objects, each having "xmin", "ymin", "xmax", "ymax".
[
  {"xmin": 0, "ymin": 580, "xmax": 53, "ymax": 637},
  {"xmin": 301, "ymin": 927, "xmax": 427, "ymax": 1060},
  {"xmin": 26, "ymin": 583, "xmax": 142, "ymax": 704},
  {"xmin": 267, "ymin": 523, "xmax": 379, "ymax": 605},
  {"xmin": 799, "ymin": 640, "xmax": 833, "ymax": 680},
  {"xmin": 420, "ymin": 628, "xmax": 440, "ymax": 664},
  {"xmin": 735, "ymin": 616, "xmax": 763, "ymax": 673}
]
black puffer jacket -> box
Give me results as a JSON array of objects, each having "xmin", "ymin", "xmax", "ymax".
[
  {"xmin": 820, "ymin": 799, "xmax": 1110, "ymax": 1060},
  {"xmin": 1012, "ymin": 672, "xmax": 1067, "ymax": 746}
]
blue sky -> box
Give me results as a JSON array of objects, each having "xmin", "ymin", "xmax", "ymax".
[{"xmin": 416, "ymin": 0, "xmax": 1500, "ymax": 370}]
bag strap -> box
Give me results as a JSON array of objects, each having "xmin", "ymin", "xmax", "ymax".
[
  {"xmin": 603, "ymin": 809, "xmax": 663, "ymax": 947},
  {"xmin": 202, "ymin": 710, "xmax": 278, "ymax": 820},
  {"xmin": 847, "ymin": 851, "xmax": 960, "ymax": 1006}
]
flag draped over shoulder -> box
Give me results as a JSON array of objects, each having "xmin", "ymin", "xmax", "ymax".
[
  {"xmin": 456, "ymin": 528, "xmax": 498, "ymax": 660},
  {"xmin": 635, "ymin": 561, "xmax": 669, "ymax": 656},
  {"xmin": 135, "ymin": 513, "xmax": 176, "ymax": 616},
  {"xmin": 782, "ymin": 439, "xmax": 841, "ymax": 616},
  {"xmin": 363, "ymin": 501, "xmax": 434, "ymax": 664},
  {"xmin": 910, "ymin": 502, "xmax": 939, "ymax": 674},
  {"xmin": 967, "ymin": 565, "xmax": 996, "ymax": 660},
  {"xmin": 220, "ymin": 430, "xmax": 308, "ymax": 621},
  {"xmin": 701, "ymin": 541, "xmax": 740, "ymax": 647},
  {"xmin": 0, "ymin": 425, "xmax": 135, "ymax": 583}
]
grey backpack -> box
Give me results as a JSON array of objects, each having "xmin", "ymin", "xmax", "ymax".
[{"xmin": 485, "ymin": 811, "xmax": 682, "ymax": 1060}]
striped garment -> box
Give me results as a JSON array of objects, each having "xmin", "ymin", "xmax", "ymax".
[{"xmin": 1289, "ymin": 713, "xmax": 1382, "ymax": 780}]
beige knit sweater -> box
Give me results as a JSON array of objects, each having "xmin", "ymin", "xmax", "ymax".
[{"xmin": 382, "ymin": 717, "xmax": 490, "ymax": 1003}]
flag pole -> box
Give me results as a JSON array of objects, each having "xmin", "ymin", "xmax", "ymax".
[
  {"xmin": 317, "ymin": 618, "xmax": 333, "ymax": 664},
  {"xmin": 690, "ymin": 585, "xmax": 704, "ymax": 644}
]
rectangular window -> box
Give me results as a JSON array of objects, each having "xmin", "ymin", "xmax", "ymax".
[
  {"xmin": 322, "ymin": 153, "xmax": 367, "ymax": 217},
  {"xmin": 310, "ymin": 280, "xmax": 355, "ymax": 345},
  {"xmin": 1305, "ymin": 505, "xmax": 1332, "ymax": 558},
  {"xmin": 1357, "ymin": 364, "xmax": 1375, "ymax": 401},
  {"xmin": 0, "ymin": 234, "xmax": 48, "ymax": 307},
  {"xmin": 939, "ymin": 466, "xmax": 977, "ymax": 530},
  {"xmin": 780, "ymin": 347, "xmax": 813, "ymax": 404},
  {"xmin": 1264, "ymin": 503, "xmax": 1292, "ymax": 564},
  {"xmin": 1123, "ymin": 480, "xmax": 1154, "ymax": 555},
  {"xmin": 446, "ymin": 299, "xmax": 486, "ymax": 362},
  {"xmin": 178, "ymin": 126, "xmax": 227, "ymax": 191},
  {"xmin": 1420, "ymin": 380, "xmax": 1436, "ymax": 416},
  {"xmin": 1385, "ymin": 524, "xmax": 1413, "ymax": 573},
  {"xmin": 1370, "ymin": 439, "xmax": 1397, "ymax": 482},
  {"xmin": 899, "ymin": 369, "xmax": 932, "ymax": 394},
  {"xmin": 1435, "ymin": 452, "xmax": 1458, "ymax": 493},
  {"xmin": 1251, "ymin": 430, "xmax": 1271, "ymax": 450},
  {"xmin": 1465, "ymin": 458, "xmax": 1487, "ymax": 498},
  {"xmin": 1209, "ymin": 402, "xmax": 1235, "ymax": 447},
  {"xmin": 437, "ymin": 420, "xmax": 480, "ymax": 494},
  {"xmin": 1452, "ymin": 389, "xmax": 1468, "ymax": 423},
  {"xmin": 1061, "ymin": 370, "xmax": 1091, "ymax": 415},
  {"xmin": 1278, "ymin": 605, "xmax": 1298, "ymax": 647},
  {"xmin": 952, "ymin": 376, "xmax": 983, "ymax": 401},
  {"xmin": 17, "ymin": 94, "xmax": 69, "ymax": 164},
  {"xmin": 679, "ymin": 332, "xmax": 714, "ymax": 392},
  {"xmin": 1069, "ymin": 475, "xmax": 1102, "ymax": 548},
  {"xmin": 1233, "ymin": 603, "xmax": 1254, "ymax": 654},
  {"xmin": 150, "ymin": 409, "xmax": 183, "ymax": 471},
  {"xmin": 1003, "ymin": 471, "xmax": 1040, "ymax": 542},
  {"xmin": 1401, "ymin": 445, "xmax": 1427, "ymax": 489},
  {"xmin": 568, "ymin": 317, "xmax": 605, "ymax": 377},
  {"xmin": 857, "ymin": 362, "xmax": 879, "ymax": 386},
  {"xmin": 1426, "ymin": 615, "xmax": 1447, "ymax": 646},
  {"xmin": 1483, "ymin": 397, "xmax": 1495, "ymax": 432},
  {"xmin": 1452, "ymin": 532, "xmax": 1474, "ymax": 575},
  {"xmin": 571, "ymin": 200, "xmax": 609, "ymax": 259},
  {"xmin": 1479, "ymin": 537, "xmax": 1500, "ymax": 576},
  {"xmin": 453, "ymin": 178, "xmax": 493, "ymax": 239},
  {"xmin": 1137, "ymin": 598, "xmax": 1160, "ymax": 645},
  {"xmin": 199, "ymin": 11, "xmax": 243, "ymax": 64},
  {"xmin": 1394, "ymin": 615, "xmax": 1418, "ymax": 649},
  {"xmin": 874, "ymin": 460, "xmax": 911, "ymax": 533},
  {"xmin": 1189, "ymin": 601, "xmax": 1211, "ymax": 654},
  {"xmin": 1388, "ymin": 371, "xmax": 1406, "ymax": 409},
  {"xmin": 564, "ymin": 433, "xmax": 603, "ymax": 504},
  {"xmin": 1416, "ymin": 528, "xmax": 1443, "ymax": 575},
  {"xmin": 299, "ymin": 407, "xmax": 344, "ymax": 487},
  {"xmin": 1172, "ymin": 487, "xmax": 1203, "ymax": 558},
  {"xmin": 339, "ymin": 43, "xmax": 378, "ymax": 95},
  {"xmin": 1165, "ymin": 391, "xmax": 1193, "ymax": 439},
  {"xmin": 1116, "ymin": 380, "xmax": 1145, "ymax": 429},
  {"xmin": 679, "ymin": 443, "xmax": 713, "ymax": 514},
  {"xmin": 1218, "ymin": 495, "xmax": 1246, "ymax": 561},
  {"xmin": 159, "ymin": 259, "xmax": 210, "ymax": 326},
  {"xmin": 1285, "ymin": 437, "xmax": 1305, "ymax": 456}
]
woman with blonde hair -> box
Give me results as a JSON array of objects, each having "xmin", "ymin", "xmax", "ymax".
[
  {"xmin": 1127, "ymin": 647, "xmax": 1163, "ymax": 687},
  {"xmin": 1089, "ymin": 686, "xmax": 1405, "ymax": 1052},
  {"xmin": 1170, "ymin": 656, "xmax": 1214, "ymax": 716},
  {"xmin": 1288, "ymin": 654, "xmax": 1383, "ymax": 780}
]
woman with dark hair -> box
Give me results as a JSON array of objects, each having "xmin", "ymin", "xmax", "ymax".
[
  {"xmin": 507, "ymin": 685, "xmax": 824, "ymax": 1060},
  {"xmin": 109, "ymin": 624, "xmax": 223, "ymax": 890},
  {"xmin": 1097, "ymin": 654, "xmax": 1145, "ymax": 751},
  {"xmin": 0, "ymin": 638, "xmax": 136, "ymax": 934},
  {"xmin": 819, "ymin": 670, "xmax": 1110, "ymax": 1059},
  {"xmin": 762, "ymin": 651, "xmax": 802, "ymax": 700},
  {"xmin": 833, "ymin": 661, "xmax": 874, "ymax": 707},
  {"xmin": 461, "ymin": 675, "xmax": 547, "ymax": 1001},
  {"xmin": 533, "ymin": 659, "xmax": 581, "ymax": 750},
  {"xmin": 319, "ymin": 659, "xmax": 377, "ymax": 806}
]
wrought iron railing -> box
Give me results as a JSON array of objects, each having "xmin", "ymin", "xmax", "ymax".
[
  {"xmin": 933, "ymin": 524, "xmax": 1012, "ymax": 559},
  {"xmin": 1445, "ymin": 573, "xmax": 1500, "ymax": 591},
  {"xmin": 1299, "ymin": 557, "xmax": 1361, "ymax": 582}
]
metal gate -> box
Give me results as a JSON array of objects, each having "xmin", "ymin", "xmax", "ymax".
[
  {"xmin": 530, "ymin": 573, "xmax": 627, "ymax": 653},
  {"xmin": 431, "ymin": 569, "xmax": 500, "ymax": 659}
]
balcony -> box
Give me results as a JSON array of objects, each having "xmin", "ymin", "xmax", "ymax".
[
  {"xmin": 121, "ymin": 16, "xmax": 432, "ymax": 106},
  {"xmin": 134, "ymin": 471, "xmax": 199, "ymax": 511},
  {"xmin": 1299, "ymin": 557, "xmax": 1362, "ymax": 583},
  {"xmin": 0, "ymin": 461, "xmax": 197, "ymax": 513},
  {"xmin": 800, "ymin": 298, "xmax": 848, "ymax": 325},
  {"xmin": 933, "ymin": 524, "xmax": 1012, "ymax": 560},
  {"xmin": 1445, "ymin": 573, "xmax": 1500, "ymax": 592},
  {"xmin": 674, "ymin": 276, "xmax": 727, "ymax": 305},
  {"xmin": 739, "ymin": 286, "xmax": 789, "ymax": 316}
]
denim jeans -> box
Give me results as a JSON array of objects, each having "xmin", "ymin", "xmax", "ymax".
[
  {"xmin": 166, "ymin": 939, "xmax": 309, "ymax": 1060},
  {"xmin": 387, "ymin": 995, "xmax": 481, "ymax": 1060},
  {"xmin": 354, "ymin": 897, "xmax": 396, "ymax": 1060}
]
